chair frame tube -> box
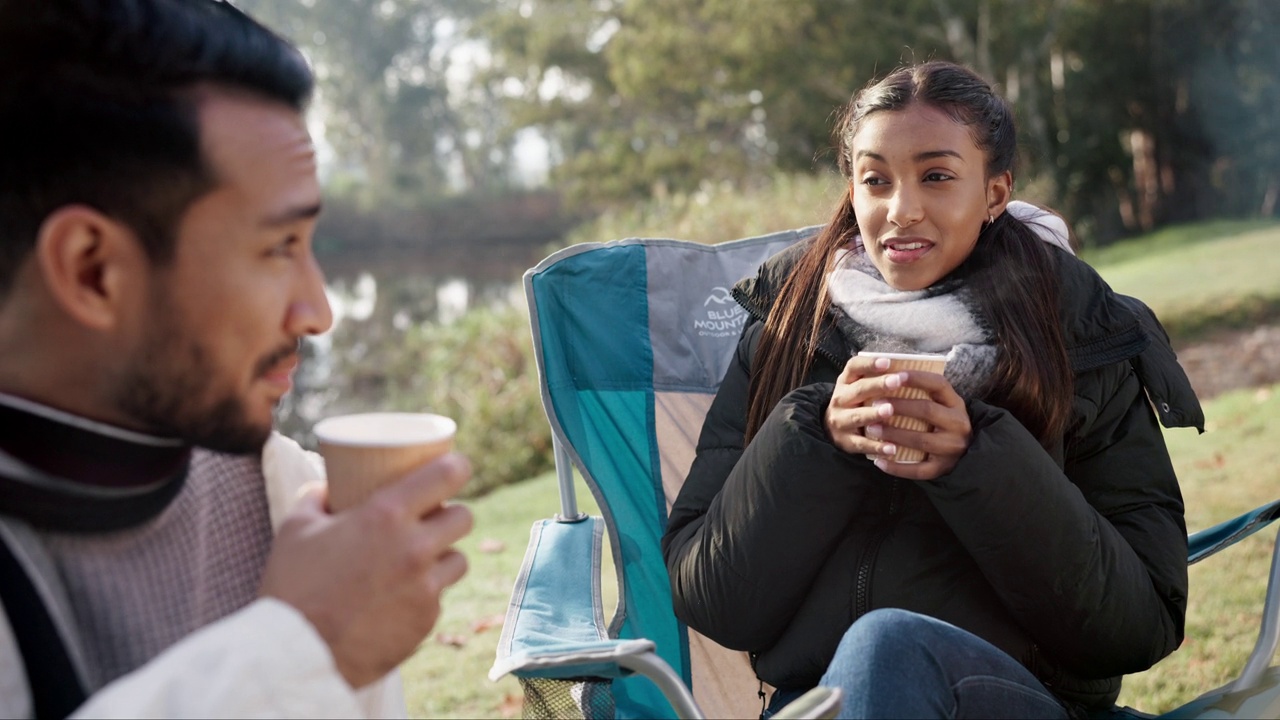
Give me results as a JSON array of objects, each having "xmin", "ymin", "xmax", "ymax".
[
  {"xmin": 1234, "ymin": 527, "xmax": 1280, "ymax": 691},
  {"xmin": 616, "ymin": 651, "xmax": 705, "ymax": 720}
]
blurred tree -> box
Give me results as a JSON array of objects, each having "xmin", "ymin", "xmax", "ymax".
[
  {"xmin": 475, "ymin": 0, "xmax": 1084, "ymax": 207},
  {"xmin": 237, "ymin": 0, "xmax": 513, "ymax": 205},
  {"xmin": 242, "ymin": 0, "xmax": 1280, "ymax": 242},
  {"xmin": 1050, "ymin": 0, "xmax": 1280, "ymax": 242}
]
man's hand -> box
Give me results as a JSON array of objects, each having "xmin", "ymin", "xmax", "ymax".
[{"xmin": 260, "ymin": 452, "xmax": 473, "ymax": 688}]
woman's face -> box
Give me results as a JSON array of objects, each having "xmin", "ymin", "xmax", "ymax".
[{"xmin": 849, "ymin": 103, "xmax": 1011, "ymax": 291}]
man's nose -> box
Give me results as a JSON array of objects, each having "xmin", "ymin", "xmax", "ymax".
[{"xmin": 287, "ymin": 253, "xmax": 334, "ymax": 337}]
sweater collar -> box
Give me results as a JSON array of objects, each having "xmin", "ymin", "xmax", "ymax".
[{"xmin": 0, "ymin": 393, "xmax": 191, "ymax": 533}]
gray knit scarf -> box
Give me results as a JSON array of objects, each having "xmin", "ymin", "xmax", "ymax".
[{"xmin": 825, "ymin": 201, "xmax": 1071, "ymax": 399}]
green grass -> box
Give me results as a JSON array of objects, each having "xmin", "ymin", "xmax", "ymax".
[
  {"xmin": 1118, "ymin": 384, "xmax": 1280, "ymax": 713},
  {"xmin": 1088, "ymin": 220, "xmax": 1280, "ymax": 344}
]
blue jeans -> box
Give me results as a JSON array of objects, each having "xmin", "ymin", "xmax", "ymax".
[{"xmin": 764, "ymin": 609, "xmax": 1069, "ymax": 719}]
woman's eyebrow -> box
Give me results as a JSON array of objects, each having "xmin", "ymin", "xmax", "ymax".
[{"xmin": 855, "ymin": 149, "xmax": 964, "ymax": 162}]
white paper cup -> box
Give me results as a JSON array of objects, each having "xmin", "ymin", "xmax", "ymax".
[
  {"xmin": 856, "ymin": 352, "xmax": 948, "ymax": 464},
  {"xmin": 313, "ymin": 412, "xmax": 457, "ymax": 511}
]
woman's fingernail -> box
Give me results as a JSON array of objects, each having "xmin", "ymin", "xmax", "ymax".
[
  {"xmin": 877, "ymin": 403, "xmax": 894, "ymax": 418},
  {"xmin": 881, "ymin": 443, "xmax": 897, "ymax": 456},
  {"xmin": 874, "ymin": 357, "xmax": 890, "ymax": 370},
  {"xmin": 874, "ymin": 458, "xmax": 888, "ymax": 470},
  {"xmin": 885, "ymin": 373, "xmax": 902, "ymax": 389},
  {"xmin": 865, "ymin": 424, "xmax": 882, "ymax": 439}
]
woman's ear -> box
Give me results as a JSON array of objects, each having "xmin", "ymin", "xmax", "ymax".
[
  {"xmin": 34, "ymin": 205, "xmax": 149, "ymax": 332},
  {"xmin": 986, "ymin": 171, "xmax": 1013, "ymax": 219}
]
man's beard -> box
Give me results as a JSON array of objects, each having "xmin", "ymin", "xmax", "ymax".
[{"xmin": 113, "ymin": 320, "xmax": 295, "ymax": 455}]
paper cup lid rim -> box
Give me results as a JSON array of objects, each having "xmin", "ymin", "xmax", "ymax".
[
  {"xmin": 313, "ymin": 412, "xmax": 456, "ymax": 447},
  {"xmin": 856, "ymin": 351, "xmax": 949, "ymax": 362}
]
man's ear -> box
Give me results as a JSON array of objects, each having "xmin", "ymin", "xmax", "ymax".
[
  {"xmin": 34, "ymin": 205, "xmax": 148, "ymax": 331},
  {"xmin": 986, "ymin": 171, "xmax": 1013, "ymax": 219}
]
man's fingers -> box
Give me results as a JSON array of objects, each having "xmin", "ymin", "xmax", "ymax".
[
  {"xmin": 376, "ymin": 452, "xmax": 471, "ymax": 518},
  {"xmin": 427, "ymin": 549, "xmax": 469, "ymax": 592},
  {"xmin": 415, "ymin": 504, "xmax": 475, "ymax": 553}
]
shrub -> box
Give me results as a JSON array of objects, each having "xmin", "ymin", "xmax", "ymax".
[
  {"xmin": 378, "ymin": 305, "xmax": 553, "ymax": 498},
  {"xmin": 284, "ymin": 302, "xmax": 553, "ymax": 499}
]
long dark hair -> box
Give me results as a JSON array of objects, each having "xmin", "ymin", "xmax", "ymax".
[{"xmin": 745, "ymin": 61, "xmax": 1073, "ymax": 448}]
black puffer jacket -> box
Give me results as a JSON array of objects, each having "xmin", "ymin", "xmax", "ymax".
[{"xmin": 661, "ymin": 241, "xmax": 1203, "ymax": 713}]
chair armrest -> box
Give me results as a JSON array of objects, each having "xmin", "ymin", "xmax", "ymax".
[
  {"xmin": 770, "ymin": 687, "xmax": 845, "ymax": 720},
  {"xmin": 1187, "ymin": 499, "xmax": 1280, "ymax": 565},
  {"xmin": 491, "ymin": 517, "xmax": 614, "ymax": 681},
  {"xmin": 489, "ymin": 517, "xmax": 706, "ymax": 718}
]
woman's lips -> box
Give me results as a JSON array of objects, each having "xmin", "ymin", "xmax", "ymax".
[{"xmin": 881, "ymin": 237, "xmax": 933, "ymax": 263}]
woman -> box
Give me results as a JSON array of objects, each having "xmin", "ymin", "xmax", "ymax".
[{"xmin": 660, "ymin": 61, "xmax": 1202, "ymax": 719}]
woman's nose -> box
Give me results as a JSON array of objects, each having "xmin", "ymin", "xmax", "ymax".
[{"xmin": 886, "ymin": 186, "xmax": 924, "ymax": 228}]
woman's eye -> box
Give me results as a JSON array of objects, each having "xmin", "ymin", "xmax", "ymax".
[
  {"xmin": 862, "ymin": 176, "xmax": 888, "ymax": 186},
  {"xmin": 924, "ymin": 172, "xmax": 954, "ymax": 182}
]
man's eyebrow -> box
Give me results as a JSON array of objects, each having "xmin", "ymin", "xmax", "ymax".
[
  {"xmin": 855, "ymin": 149, "xmax": 965, "ymax": 162},
  {"xmin": 260, "ymin": 201, "xmax": 323, "ymax": 227}
]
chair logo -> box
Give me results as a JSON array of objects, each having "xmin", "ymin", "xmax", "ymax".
[
  {"xmin": 696, "ymin": 286, "xmax": 747, "ymax": 338},
  {"xmin": 704, "ymin": 286, "xmax": 734, "ymax": 306}
]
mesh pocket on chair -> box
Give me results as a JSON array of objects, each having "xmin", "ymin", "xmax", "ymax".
[{"xmin": 518, "ymin": 677, "xmax": 616, "ymax": 719}]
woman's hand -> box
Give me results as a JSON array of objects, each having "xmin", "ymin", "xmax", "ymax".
[{"xmin": 824, "ymin": 355, "xmax": 972, "ymax": 480}]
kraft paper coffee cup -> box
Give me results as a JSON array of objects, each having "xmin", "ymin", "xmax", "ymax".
[
  {"xmin": 313, "ymin": 412, "xmax": 457, "ymax": 512},
  {"xmin": 856, "ymin": 351, "xmax": 949, "ymax": 464}
]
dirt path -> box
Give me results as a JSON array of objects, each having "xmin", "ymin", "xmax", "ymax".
[{"xmin": 1174, "ymin": 324, "xmax": 1280, "ymax": 400}]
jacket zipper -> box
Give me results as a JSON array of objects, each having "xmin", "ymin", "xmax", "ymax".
[
  {"xmin": 730, "ymin": 286, "xmax": 846, "ymax": 369},
  {"xmin": 853, "ymin": 478, "xmax": 902, "ymax": 618}
]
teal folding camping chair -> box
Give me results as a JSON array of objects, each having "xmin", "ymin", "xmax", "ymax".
[{"xmin": 489, "ymin": 227, "xmax": 1280, "ymax": 719}]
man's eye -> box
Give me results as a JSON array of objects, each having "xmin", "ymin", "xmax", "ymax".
[{"xmin": 268, "ymin": 236, "xmax": 298, "ymax": 257}]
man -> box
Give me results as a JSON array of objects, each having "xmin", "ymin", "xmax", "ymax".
[{"xmin": 0, "ymin": 0, "xmax": 472, "ymax": 716}]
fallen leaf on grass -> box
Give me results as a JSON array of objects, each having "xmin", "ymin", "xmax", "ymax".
[
  {"xmin": 498, "ymin": 692, "xmax": 523, "ymax": 718},
  {"xmin": 479, "ymin": 538, "xmax": 507, "ymax": 554},
  {"xmin": 471, "ymin": 614, "xmax": 506, "ymax": 634},
  {"xmin": 436, "ymin": 633, "xmax": 468, "ymax": 648},
  {"xmin": 1193, "ymin": 452, "xmax": 1226, "ymax": 470}
]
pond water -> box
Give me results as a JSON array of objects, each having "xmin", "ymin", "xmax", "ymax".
[{"xmin": 274, "ymin": 240, "xmax": 552, "ymax": 444}]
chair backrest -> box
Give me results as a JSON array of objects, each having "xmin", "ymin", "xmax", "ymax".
[{"xmin": 524, "ymin": 228, "xmax": 818, "ymax": 718}]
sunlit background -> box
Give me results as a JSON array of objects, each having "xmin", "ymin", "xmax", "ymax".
[{"xmin": 238, "ymin": 0, "xmax": 1280, "ymax": 495}]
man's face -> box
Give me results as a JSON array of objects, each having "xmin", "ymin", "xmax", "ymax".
[{"xmin": 114, "ymin": 89, "xmax": 332, "ymax": 453}]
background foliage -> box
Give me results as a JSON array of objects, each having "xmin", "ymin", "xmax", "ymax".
[
  {"xmin": 244, "ymin": 0, "xmax": 1280, "ymax": 247},
  {"xmin": 240, "ymin": 0, "xmax": 1280, "ymax": 495}
]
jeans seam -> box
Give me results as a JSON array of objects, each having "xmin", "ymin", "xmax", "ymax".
[{"xmin": 949, "ymin": 675, "xmax": 1065, "ymax": 718}]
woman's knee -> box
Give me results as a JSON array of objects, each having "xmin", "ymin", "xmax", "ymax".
[{"xmin": 839, "ymin": 609, "xmax": 934, "ymax": 649}]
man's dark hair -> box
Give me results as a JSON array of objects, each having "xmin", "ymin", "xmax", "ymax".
[{"xmin": 0, "ymin": 0, "xmax": 314, "ymax": 296}]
